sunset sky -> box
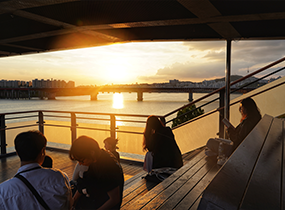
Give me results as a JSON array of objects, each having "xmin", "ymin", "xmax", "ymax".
[{"xmin": 1, "ymin": 40, "xmax": 285, "ymax": 86}]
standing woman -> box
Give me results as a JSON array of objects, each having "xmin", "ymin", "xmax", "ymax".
[{"xmin": 143, "ymin": 115, "xmax": 183, "ymax": 172}]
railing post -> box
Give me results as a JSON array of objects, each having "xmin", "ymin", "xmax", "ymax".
[
  {"xmin": 71, "ymin": 113, "xmax": 77, "ymax": 143},
  {"xmin": 160, "ymin": 117, "xmax": 166, "ymax": 126},
  {"xmin": 225, "ymin": 40, "xmax": 232, "ymax": 120},
  {"xmin": 219, "ymin": 89, "xmax": 225, "ymax": 138},
  {"xmin": 0, "ymin": 114, "xmax": 7, "ymax": 155},
  {"xmin": 110, "ymin": 115, "xmax": 116, "ymax": 139},
  {"xmin": 38, "ymin": 111, "xmax": 44, "ymax": 134}
]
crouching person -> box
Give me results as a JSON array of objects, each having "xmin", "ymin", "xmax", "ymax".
[
  {"xmin": 0, "ymin": 130, "xmax": 72, "ymax": 210},
  {"xmin": 70, "ymin": 136, "xmax": 124, "ymax": 210}
]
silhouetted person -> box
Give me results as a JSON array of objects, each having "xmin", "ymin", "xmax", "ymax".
[
  {"xmin": 42, "ymin": 155, "xmax": 53, "ymax": 168},
  {"xmin": 69, "ymin": 136, "xmax": 124, "ymax": 210},
  {"xmin": 206, "ymin": 97, "xmax": 262, "ymax": 160},
  {"xmin": 0, "ymin": 130, "xmax": 72, "ymax": 210},
  {"xmin": 143, "ymin": 115, "xmax": 183, "ymax": 172},
  {"xmin": 104, "ymin": 137, "xmax": 120, "ymax": 162}
]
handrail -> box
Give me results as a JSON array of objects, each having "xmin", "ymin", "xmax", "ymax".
[
  {"xmin": 0, "ymin": 110, "xmax": 154, "ymax": 156},
  {"xmin": 172, "ymin": 78, "xmax": 285, "ymax": 129},
  {"xmin": 167, "ymin": 66, "xmax": 285, "ymax": 125},
  {"xmin": 164, "ymin": 56, "xmax": 285, "ymax": 119}
]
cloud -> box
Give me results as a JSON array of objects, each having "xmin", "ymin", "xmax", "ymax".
[
  {"xmin": 138, "ymin": 61, "xmax": 225, "ymax": 83},
  {"xmin": 139, "ymin": 40, "xmax": 285, "ymax": 83}
]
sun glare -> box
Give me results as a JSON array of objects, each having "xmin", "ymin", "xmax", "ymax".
[
  {"xmin": 113, "ymin": 93, "xmax": 124, "ymax": 109},
  {"xmin": 103, "ymin": 57, "xmax": 133, "ymax": 83}
]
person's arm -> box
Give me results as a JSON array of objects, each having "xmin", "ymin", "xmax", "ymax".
[
  {"xmin": 69, "ymin": 191, "xmax": 74, "ymax": 210},
  {"xmin": 71, "ymin": 190, "xmax": 81, "ymax": 210},
  {"xmin": 97, "ymin": 186, "xmax": 120, "ymax": 210}
]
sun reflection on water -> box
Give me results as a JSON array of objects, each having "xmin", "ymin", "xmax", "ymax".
[{"xmin": 112, "ymin": 93, "xmax": 124, "ymax": 109}]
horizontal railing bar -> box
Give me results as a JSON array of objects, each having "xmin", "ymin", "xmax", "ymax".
[
  {"xmin": 1, "ymin": 124, "xmax": 37, "ymax": 131},
  {"xmin": 167, "ymin": 66, "xmax": 285, "ymax": 125},
  {"xmin": 75, "ymin": 117, "xmax": 109, "ymax": 121},
  {"xmin": 44, "ymin": 115, "xmax": 71, "ymax": 119},
  {"xmin": 0, "ymin": 110, "xmax": 40, "ymax": 116},
  {"xmin": 76, "ymin": 126, "xmax": 111, "ymax": 132},
  {"xmin": 164, "ymin": 56, "xmax": 285, "ymax": 118},
  {"xmin": 230, "ymin": 66, "xmax": 285, "ymax": 94},
  {"xmin": 44, "ymin": 124, "xmax": 70, "ymax": 128},
  {"xmin": 5, "ymin": 115, "xmax": 38, "ymax": 120},
  {"xmin": 172, "ymin": 80, "xmax": 285, "ymax": 129},
  {"xmin": 41, "ymin": 110, "xmax": 156, "ymax": 118},
  {"xmin": 230, "ymin": 57, "xmax": 285, "ymax": 86},
  {"xmin": 172, "ymin": 107, "xmax": 221, "ymax": 129},
  {"xmin": 166, "ymin": 97, "xmax": 219, "ymax": 125},
  {"xmin": 115, "ymin": 119, "xmax": 146, "ymax": 123},
  {"xmin": 34, "ymin": 114, "xmax": 146, "ymax": 124},
  {"xmin": 45, "ymin": 124, "xmax": 112, "ymax": 133},
  {"xmin": 116, "ymin": 130, "xmax": 143, "ymax": 135}
]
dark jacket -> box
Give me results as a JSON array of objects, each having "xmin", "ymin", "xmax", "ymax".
[
  {"xmin": 228, "ymin": 115, "xmax": 261, "ymax": 151},
  {"xmin": 149, "ymin": 126, "xmax": 183, "ymax": 169}
]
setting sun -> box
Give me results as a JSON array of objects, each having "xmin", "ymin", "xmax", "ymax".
[{"xmin": 113, "ymin": 93, "xmax": 124, "ymax": 109}]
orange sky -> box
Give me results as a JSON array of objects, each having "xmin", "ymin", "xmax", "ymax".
[{"xmin": 0, "ymin": 40, "xmax": 285, "ymax": 86}]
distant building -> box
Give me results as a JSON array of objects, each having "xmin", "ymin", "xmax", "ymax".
[{"xmin": 31, "ymin": 78, "xmax": 75, "ymax": 88}]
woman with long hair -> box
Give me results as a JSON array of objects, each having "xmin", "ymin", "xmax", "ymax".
[
  {"xmin": 227, "ymin": 97, "xmax": 262, "ymax": 151},
  {"xmin": 206, "ymin": 97, "xmax": 262, "ymax": 162},
  {"xmin": 143, "ymin": 115, "xmax": 183, "ymax": 172}
]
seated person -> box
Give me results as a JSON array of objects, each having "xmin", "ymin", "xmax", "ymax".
[
  {"xmin": 206, "ymin": 97, "xmax": 262, "ymax": 161},
  {"xmin": 104, "ymin": 137, "xmax": 120, "ymax": 162},
  {"xmin": 0, "ymin": 130, "xmax": 72, "ymax": 210},
  {"xmin": 42, "ymin": 155, "xmax": 53, "ymax": 168},
  {"xmin": 143, "ymin": 115, "xmax": 183, "ymax": 172},
  {"xmin": 69, "ymin": 136, "xmax": 124, "ymax": 210}
]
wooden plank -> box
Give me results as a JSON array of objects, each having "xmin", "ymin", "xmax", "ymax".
[
  {"xmin": 189, "ymin": 196, "xmax": 202, "ymax": 210},
  {"xmin": 158, "ymin": 158, "xmax": 218, "ymax": 210},
  {"xmin": 240, "ymin": 117, "xmax": 284, "ymax": 209},
  {"xmin": 123, "ymin": 178, "xmax": 148, "ymax": 198},
  {"xmin": 124, "ymin": 171, "xmax": 147, "ymax": 190},
  {"xmin": 122, "ymin": 150, "xmax": 208, "ymax": 209},
  {"xmin": 121, "ymin": 180, "xmax": 157, "ymax": 207},
  {"xmin": 198, "ymin": 114, "xmax": 274, "ymax": 210},
  {"xmin": 280, "ymin": 119, "xmax": 285, "ymax": 209}
]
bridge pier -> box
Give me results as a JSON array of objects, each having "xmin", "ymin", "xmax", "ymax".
[
  {"xmin": 188, "ymin": 92, "xmax": 193, "ymax": 102},
  {"xmin": 137, "ymin": 91, "xmax": 143, "ymax": 101},
  {"xmin": 90, "ymin": 92, "xmax": 98, "ymax": 100},
  {"xmin": 47, "ymin": 92, "xmax": 56, "ymax": 100}
]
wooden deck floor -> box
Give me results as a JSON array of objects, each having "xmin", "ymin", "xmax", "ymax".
[
  {"xmin": 0, "ymin": 147, "xmax": 203, "ymax": 184},
  {"xmin": 0, "ymin": 148, "xmax": 144, "ymax": 184}
]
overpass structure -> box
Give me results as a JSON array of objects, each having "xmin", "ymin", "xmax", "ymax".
[{"xmin": 0, "ymin": 86, "xmax": 254, "ymax": 101}]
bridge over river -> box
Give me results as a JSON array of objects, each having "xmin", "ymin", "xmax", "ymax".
[{"xmin": 0, "ymin": 86, "xmax": 254, "ymax": 101}]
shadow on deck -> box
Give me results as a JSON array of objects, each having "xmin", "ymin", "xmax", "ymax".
[
  {"xmin": 5, "ymin": 114, "xmax": 280, "ymax": 210},
  {"xmin": 0, "ymin": 147, "xmax": 203, "ymax": 184}
]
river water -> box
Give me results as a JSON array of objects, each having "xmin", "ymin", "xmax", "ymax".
[
  {"xmin": 1, "ymin": 92, "xmax": 241, "ymax": 117},
  {"xmin": 1, "ymin": 92, "xmax": 241, "ymax": 159}
]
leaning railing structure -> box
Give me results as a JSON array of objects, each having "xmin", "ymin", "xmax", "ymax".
[{"xmin": 1, "ymin": 57, "xmax": 285, "ymax": 158}]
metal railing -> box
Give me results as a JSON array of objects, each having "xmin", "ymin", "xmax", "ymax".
[
  {"xmin": 1, "ymin": 57, "xmax": 285, "ymax": 158},
  {"xmin": 164, "ymin": 56, "xmax": 285, "ymax": 138},
  {"xmin": 0, "ymin": 110, "xmax": 163, "ymax": 157}
]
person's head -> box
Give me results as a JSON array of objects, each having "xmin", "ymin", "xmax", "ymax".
[
  {"xmin": 69, "ymin": 135, "xmax": 101, "ymax": 166},
  {"xmin": 14, "ymin": 130, "xmax": 47, "ymax": 164},
  {"xmin": 239, "ymin": 97, "xmax": 261, "ymax": 120},
  {"xmin": 104, "ymin": 137, "xmax": 119, "ymax": 151},
  {"xmin": 143, "ymin": 115, "xmax": 164, "ymax": 151}
]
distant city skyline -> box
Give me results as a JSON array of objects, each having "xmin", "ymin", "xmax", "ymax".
[
  {"xmin": 1, "ymin": 74, "xmax": 281, "ymax": 89},
  {"xmin": 1, "ymin": 40, "xmax": 285, "ymax": 86}
]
